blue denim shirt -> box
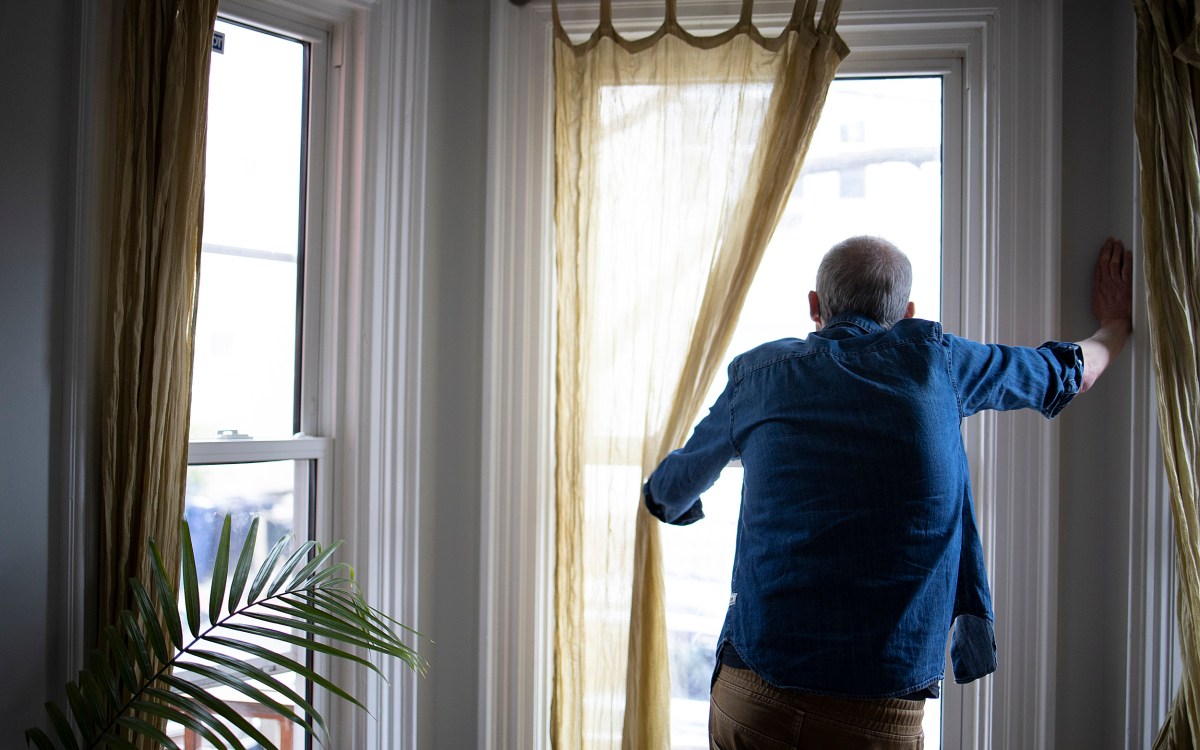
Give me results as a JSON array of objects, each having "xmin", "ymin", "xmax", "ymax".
[{"xmin": 643, "ymin": 314, "xmax": 1083, "ymax": 698}]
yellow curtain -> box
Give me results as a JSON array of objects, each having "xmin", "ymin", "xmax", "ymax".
[
  {"xmin": 551, "ymin": 1, "xmax": 846, "ymax": 747},
  {"xmin": 98, "ymin": 0, "xmax": 218, "ymax": 647},
  {"xmin": 1133, "ymin": 0, "xmax": 1200, "ymax": 746}
]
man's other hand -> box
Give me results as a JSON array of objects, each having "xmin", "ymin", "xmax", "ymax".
[
  {"xmin": 1079, "ymin": 237, "xmax": 1133, "ymax": 392},
  {"xmin": 1092, "ymin": 237, "xmax": 1133, "ymax": 329}
]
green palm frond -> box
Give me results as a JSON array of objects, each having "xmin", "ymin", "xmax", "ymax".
[{"xmin": 27, "ymin": 514, "xmax": 425, "ymax": 750}]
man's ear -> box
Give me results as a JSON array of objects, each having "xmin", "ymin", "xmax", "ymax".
[
  {"xmin": 904, "ymin": 301, "xmax": 916, "ymax": 319},
  {"xmin": 808, "ymin": 291, "xmax": 823, "ymax": 329}
]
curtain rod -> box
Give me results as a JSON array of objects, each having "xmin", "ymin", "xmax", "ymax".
[{"xmin": 509, "ymin": 0, "xmax": 534, "ymax": 5}]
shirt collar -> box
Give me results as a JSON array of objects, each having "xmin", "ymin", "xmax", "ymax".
[{"xmin": 822, "ymin": 312, "xmax": 886, "ymax": 336}]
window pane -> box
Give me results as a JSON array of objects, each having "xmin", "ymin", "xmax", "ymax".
[
  {"xmin": 175, "ymin": 460, "xmax": 308, "ymax": 750},
  {"xmin": 179, "ymin": 18, "xmax": 313, "ymax": 749},
  {"xmin": 191, "ymin": 20, "xmax": 307, "ymax": 440},
  {"xmin": 662, "ymin": 76, "xmax": 944, "ymax": 749}
]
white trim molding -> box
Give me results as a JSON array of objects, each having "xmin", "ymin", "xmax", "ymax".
[
  {"xmin": 327, "ymin": 1, "xmax": 430, "ymax": 748},
  {"xmin": 483, "ymin": 2, "xmax": 1063, "ymax": 749},
  {"xmin": 968, "ymin": 3, "xmax": 1062, "ymax": 749},
  {"xmin": 1123, "ymin": 191, "xmax": 1178, "ymax": 748},
  {"xmin": 58, "ymin": 0, "xmax": 116, "ymax": 694},
  {"xmin": 481, "ymin": 3, "xmax": 559, "ymax": 749},
  {"xmin": 1122, "ymin": 261, "xmax": 1178, "ymax": 749}
]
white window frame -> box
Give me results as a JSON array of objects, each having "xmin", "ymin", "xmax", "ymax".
[
  {"xmin": 187, "ymin": 1, "xmax": 431, "ymax": 748},
  {"xmin": 187, "ymin": 1, "xmax": 335, "ymax": 547},
  {"xmin": 482, "ymin": 2, "xmax": 1065, "ymax": 749},
  {"xmin": 185, "ymin": 4, "xmax": 338, "ymax": 741}
]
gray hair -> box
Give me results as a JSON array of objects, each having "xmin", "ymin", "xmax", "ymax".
[{"xmin": 814, "ymin": 236, "xmax": 913, "ymax": 327}]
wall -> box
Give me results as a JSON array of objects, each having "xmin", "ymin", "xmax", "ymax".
[
  {"xmin": 0, "ymin": 0, "xmax": 80, "ymax": 740},
  {"xmin": 1056, "ymin": 0, "xmax": 1145, "ymax": 746},
  {"xmin": 419, "ymin": 0, "xmax": 490, "ymax": 747},
  {"xmin": 0, "ymin": 0, "xmax": 493, "ymax": 744}
]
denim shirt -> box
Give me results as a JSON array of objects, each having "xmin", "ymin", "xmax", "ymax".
[{"xmin": 643, "ymin": 314, "xmax": 1083, "ymax": 698}]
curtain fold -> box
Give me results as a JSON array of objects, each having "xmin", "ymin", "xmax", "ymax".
[
  {"xmin": 551, "ymin": 2, "xmax": 846, "ymax": 747},
  {"xmin": 1132, "ymin": 0, "xmax": 1200, "ymax": 746},
  {"xmin": 98, "ymin": 0, "xmax": 218, "ymax": 662}
]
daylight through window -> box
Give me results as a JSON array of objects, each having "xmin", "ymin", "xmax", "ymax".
[{"xmin": 657, "ymin": 76, "xmax": 946, "ymax": 749}]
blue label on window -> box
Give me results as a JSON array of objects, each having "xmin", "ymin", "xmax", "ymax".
[{"xmin": 212, "ymin": 31, "xmax": 225, "ymax": 54}]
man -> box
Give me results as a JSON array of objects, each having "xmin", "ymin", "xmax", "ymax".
[{"xmin": 642, "ymin": 236, "xmax": 1133, "ymax": 749}]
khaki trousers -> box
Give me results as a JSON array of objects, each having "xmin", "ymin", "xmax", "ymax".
[{"xmin": 709, "ymin": 665, "xmax": 925, "ymax": 750}]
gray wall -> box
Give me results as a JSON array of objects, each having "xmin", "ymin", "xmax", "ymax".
[
  {"xmin": 1056, "ymin": 0, "xmax": 1142, "ymax": 746},
  {"xmin": 0, "ymin": 0, "xmax": 79, "ymax": 741},
  {"xmin": 419, "ymin": 0, "xmax": 490, "ymax": 747}
]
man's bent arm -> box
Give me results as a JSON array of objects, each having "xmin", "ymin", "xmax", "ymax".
[
  {"xmin": 1076, "ymin": 237, "xmax": 1134, "ymax": 393},
  {"xmin": 644, "ymin": 375, "xmax": 738, "ymax": 525}
]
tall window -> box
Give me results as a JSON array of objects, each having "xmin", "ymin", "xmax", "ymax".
[
  {"xmin": 485, "ymin": 6, "xmax": 1064, "ymax": 750},
  {"xmin": 175, "ymin": 15, "xmax": 329, "ymax": 750},
  {"xmin": 659, "ymin": 75, "xmax": 947, "ymax": 748}
]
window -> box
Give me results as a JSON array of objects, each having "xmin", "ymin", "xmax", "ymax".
[
  {"xmin": 177, "ymin": 14, "xmax": 330, "ymax": 749},
  {"xmin": 485, "ymin": 4, "xmax": 1064, "ymax": 750},
  {"xmin": 659, "ymin": 74, "xmax": 947, "ymax": 749}
]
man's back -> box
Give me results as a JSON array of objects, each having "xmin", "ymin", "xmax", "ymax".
[
  {"xmin": 728, "ymin": 315, "xmax": 968, "ymax": 697},
  {"xmin": 646, "ymin": 312, "xmax": 1083, "ymax": 696}
]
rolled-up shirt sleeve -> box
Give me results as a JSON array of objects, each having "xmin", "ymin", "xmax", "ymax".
[
  {"xmin": 643, "ymin": 372, "xmax": 738, "ymax": 526},
  {"xmin": 946, "ymin": 335, "xmax": 1084, "ymax": 419}
]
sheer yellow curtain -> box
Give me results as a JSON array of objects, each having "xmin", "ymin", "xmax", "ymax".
[
  {"xmin": 551, "ymin": 1, "xmax": 846, "ymax": 747},
  {"xmin": 98, "ymin": 0, "xmax": 219, "ymax": 644},
  {"xmin": 1133, "ymin": 0, "xmax": 1200, "ymax": 746}
]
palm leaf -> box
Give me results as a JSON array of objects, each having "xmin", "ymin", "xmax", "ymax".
[
  {"xmin": 286, "ymin": 540, "xmax": 343, "ymax": 589},
  {"xmin": 149, "ymin": 543, "xmax": 184, "ymax": 649},
  {"xmin": 246, "ymin": 531, "xmax": 291, "ymax": 603},
  {"xmin": 201, "ymin": 635, "xmax": 367, "ymax": 712},
  {"xmin": 223, "ymin": 622, "xmax": 386, "ymax": 676},
  {"xmin": 64, "ymin": 682, "xmax": 99, "ymax": 738},
  {"xmin": 265, "ymin": 541, "xmax": 317, "ymax": 598},
  {"xmin": 129, "ymin": 579, "xmax": 169, "ymax": 664},
  {"xmin": 119, "ymin": 610, "xmax": 153, "ymax": 677},
  {"xmin": 141, "ymin": 687, "xmax": 246, "ymax": 750},
  {"xmin": 226, "ymin": 516, "xmax": 260, "ymax": 611},
  {"xmin": 44, "ymin": 702, "xmax": 79, "ymax": 750},
  {"xmin": 158, "ymin": 673, "xmax": 275, "ymax": 749},
  {"xmin": 114, "ymin": 715, "xmax": 178, "ymax": 749},
  {"xmin": 89, "ymin": 654, "xmax": 123, "ymax": 708},
  {"xmin": 23, "ymin": 727, "xmax": 56, "ymax": 750},
  {"xmin": 183, "ymin": 648, "xmax": 326, "ymax": 740},
  {"xmin": 104, "ymin": 628, "xmax": 139, "ymax": 694},
  {"xmin": 128, "ymin": 699, "xmax": 226, "ymax": 749},
  {"xmin": 27, "ymin": 512, "xmax": 424, "ymax": 749},
  {"xmin": 171, "ymin": 661, "xmax": 313, "ymax": 738},
  {"xmin": 179, "ymin": 521, "xmax": 201, "ymax": 638},
  {"xmin": 208, "ymin": 515, "xmax": 232, "ymax": 625},
  {"xmin": 97, "ymin": 732, "xmax": 139, "ymax": 750}
]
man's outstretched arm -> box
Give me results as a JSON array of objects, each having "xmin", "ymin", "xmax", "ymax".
[{"xmin": 1077, "ymin": 237, "xmax": 1134, "ymax": 393}]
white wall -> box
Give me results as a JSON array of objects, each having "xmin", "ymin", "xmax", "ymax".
[
  {"xmin": 1056, "ymin": 0, "xmax": 1149, "ymax": 746},
  {"xmin": 0, "ymin": 0, "xmax": 80, "ymax": 740}
]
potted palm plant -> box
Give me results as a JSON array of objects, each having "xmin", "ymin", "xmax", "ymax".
[{"xmin": 25, "ymin": 514, "xmax": 423, "ymax": 749}]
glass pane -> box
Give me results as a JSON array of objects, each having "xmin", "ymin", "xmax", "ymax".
[
  {"xmin": 171, "ymin": 460, "xmax": 308, "ymax": 750},
  {"xmin": 191, "ymin": 20, "xmax": 307, "ymax": 440},
  {"xmin": 662, "ymin": 76, "xmax": 945, "ymax": 748}
]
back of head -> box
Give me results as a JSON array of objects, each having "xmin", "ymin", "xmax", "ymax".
[{"xmin": 814, "ymin": 236, "xmax": 913, "ymax": 327}]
